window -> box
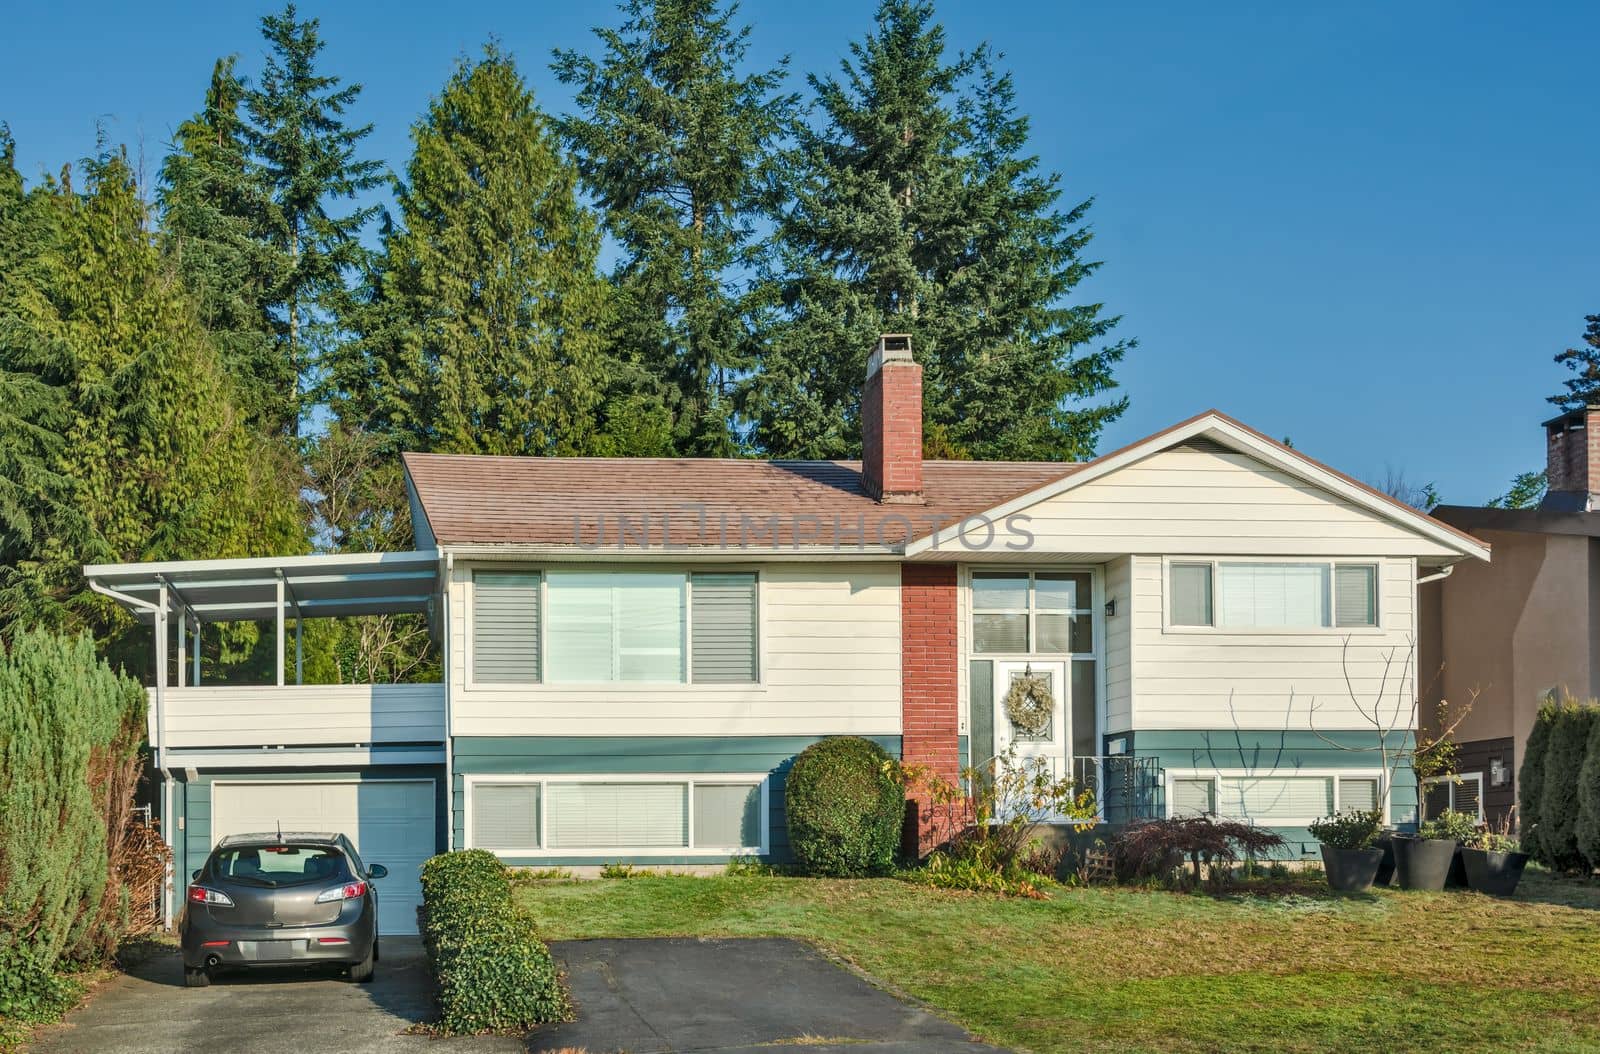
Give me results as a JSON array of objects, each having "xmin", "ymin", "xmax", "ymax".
[
  {"xmin": 1172, "ymin": 777, "xmax": 1215, "ymax": 817},
  {"xmin": 971, "ymin": 571, "xmax": 1092, "ymax": 654},
  {"xmin": 472, "ymin": 569, "xmax": 759, "ymax": 684},
  {"xmin": 1337, "ymin": 777, "xmax": 1379, "ymax": 814},
  {"xmin": 1168, "ymin": 773, "xmax": 1384, "ymax": 823},
  {"xmin": 1167, "ymin": 561, "xmax": 1379, "ymax": 630},
  {"xmin": 466, "ymin": 776, "xmax": 766, "ymax": 854},
  {"xmin": 1424, "ymin": 773, "xmax": 1483, "ymax": 821}
]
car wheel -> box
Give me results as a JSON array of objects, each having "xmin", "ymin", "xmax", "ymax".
[
  {"xmin": 183, "ymin": 967, "xmax": 211, "ymax": 988},
  {"xmin": 348, "ymin": 945, "xmax": 375, "ymax": 984},
  {"xmin": 372, "ymin": 937, "xmax": 380, "ymax": 963}
]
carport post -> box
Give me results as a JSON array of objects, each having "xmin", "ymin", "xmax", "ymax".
[
  {"xmin": 191, "ymin": 616, "xmax": 201, "ymax": 685},
  {"xmin": 175, "ymin": 612, "xmax": 185, "ymax": 688},
  {"xmin": 295, "ymin": 615, "xmax": 303, "ymax": 685},
  {"xmin": 275, "ymin": 576, "xmax": 285, "ymax": 687}
]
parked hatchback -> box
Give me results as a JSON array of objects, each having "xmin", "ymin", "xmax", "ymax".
[{"xmin": 179, "ymin": 832, "xmax": 387, "ymax": 987}]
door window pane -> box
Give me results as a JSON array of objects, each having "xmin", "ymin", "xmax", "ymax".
[
  {"xmin": 693, "ymin": 783, "xmax": 762, "ymax": 848},
  {"xmin": 972, "ymin": 573, "xmax": 1029, "ymax": 610},
  {"xmin": 1035, "ymin": 573, "xmax": 1089, "ymax": 610},
  {"xmin": 974, "ymin": 613, "xmax": 1028, "ymax": 653},
  {"xmin": 473, "ymin": 784, "xmax": 540, "ymax": 849},
  {"xmin": 1004, "ymin": 669, "xmax": 1054, "ymax": 740},
  {"xmin": 1070, "ymin": 660, "xmax": 1097, "ymax": 761},
  {"xmin": 1170, "ymin": 564, "xmax": 1214, "ymax": 626},
  {"xmin": 1217, "ymin": 563, "xmax": 1330, "ymax": 628},
  {"xmin": 1036, "ymin": 612, "xmax": 1069, "ymax": 653}
]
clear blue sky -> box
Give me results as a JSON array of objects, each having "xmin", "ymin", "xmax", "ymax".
[{"xmin": 4, "ymin": 1, "xmax": 1597, "ymax": 502}]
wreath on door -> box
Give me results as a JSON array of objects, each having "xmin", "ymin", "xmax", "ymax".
[{"xmin": 1004, "ymin": 666, "xmax": 1054, "ymax": 737}]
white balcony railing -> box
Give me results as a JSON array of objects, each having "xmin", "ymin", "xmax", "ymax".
[{"xmin": 148, "ymin": 683, "xmax": 445, "ymax": 750}]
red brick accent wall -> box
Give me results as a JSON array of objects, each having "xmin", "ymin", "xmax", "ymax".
[
  {"xmin": 862, "ymin": 359, "xmax": 924, "ymax": 502},
  {"xmin": 901, "ymin": 562, "xmax": 960, "ymax": 855}
]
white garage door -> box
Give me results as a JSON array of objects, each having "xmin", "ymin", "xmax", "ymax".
[{"xmin": 210, "ymin": 780, "xmax": 435, "ymax": 935}]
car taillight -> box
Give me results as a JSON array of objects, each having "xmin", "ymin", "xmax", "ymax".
[
  {"xmin": 187, "ymin": 885, "xmax": 234, "ymax": 907},
  {"xmin": 314, "ymin": 880, "xmax": 368, "ymax": 904}
]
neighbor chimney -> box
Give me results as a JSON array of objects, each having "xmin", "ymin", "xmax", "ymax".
[
  {"xmin": 862, "ymin": 334, "xmax": 923, "ymax": 504},
  {"xmin": 1541, "ymin": 405, "xmax": 1600, "ymax": 511}
]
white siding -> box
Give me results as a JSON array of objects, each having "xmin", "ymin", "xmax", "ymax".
[
  {"xmin": 1128, "ymin": 554, "xmax": 1419, "ymax": 730},
  {"xmin": 450, "ymin": 562, "xmax": 902, "ymax": 737},
  {"xmin": 1104, "ymin": 555, "xmax": 1133, "ymax": 734},
  {"xmin": 949, "ymin": 448, "xmax": 1462, "ymax": 559},
  {"xmin": 152, "ymin": 684, "xmax": 445, "ymax": 748}
]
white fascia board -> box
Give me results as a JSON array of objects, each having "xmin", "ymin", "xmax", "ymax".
[
  {"xmin": 84, "ymin": 548, "xmax": 440, "ymax": 579},
  {"xmin": 438, "ymin": 543, "xmax": 903, "ymax": 562}
]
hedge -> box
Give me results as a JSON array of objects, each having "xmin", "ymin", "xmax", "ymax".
[
  {"xmin": 1535, "ymin": 704, "xmax": 1597, "ymax": 871},
  {"xmin": 418, "ymin": 850, "xmax": 567, "ymax": 1033},
  {"xmin": 1577, "ymin": 712, "xmax": 1600, "ymax": 870},
  {"xmin": 1519, "ymin": 700, "xmax": 1557, "ymax": 862},
  {"xmin": 785, "ymin": 736, "xmax": 904, "ymax": 877},
  {"xmin": 0, "ymin": 631, "xmax": 147, "ymax": 1027}
]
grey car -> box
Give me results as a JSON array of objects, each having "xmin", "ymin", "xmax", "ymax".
[{"xmin": 179, "ymin": 832, "xmax": 388, "ymax": 987}]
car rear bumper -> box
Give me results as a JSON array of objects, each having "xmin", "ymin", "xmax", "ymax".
[{"xmin": 180, "ymin": 910, "xmax": 375, "ymax": 969}]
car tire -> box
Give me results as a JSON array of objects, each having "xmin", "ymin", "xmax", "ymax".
[
  {"xmin": 348, "ymin": 946, "xmax": 375, "ymax": 984},
  {"xmin": 372, "ymin": 937, "xmax": 380, "ymax": 963},
  {"xmin": 183, "ymin": 967, "xmax": 211, "ymax": 988}
]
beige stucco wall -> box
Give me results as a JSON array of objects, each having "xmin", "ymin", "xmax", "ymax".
[{"xmin": 1420, "ymin": 528, "xmax": 1600, "ymax": 772}]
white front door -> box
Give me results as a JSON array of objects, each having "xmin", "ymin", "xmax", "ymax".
[
  {"xmin": 993, "ymin": 660, "xmax": 1069, "ymax": 782},
  {"xmin": 210, "ymin": 780, "xmax": 435, "ymax": 936}
]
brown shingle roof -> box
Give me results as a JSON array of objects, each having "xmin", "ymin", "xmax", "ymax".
[{"xmin": 402, "ymin": 453, "xmax": 1079, "ymax": 550}]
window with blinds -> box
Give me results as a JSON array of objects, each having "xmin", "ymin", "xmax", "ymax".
[
  {"xmin": 547, "ymin": 782, "xmax": 689, "ymax": 849},
  {"xmin": 1337, "ymin": 776, "xmax": 1379, "ymax": 814},
  {"xmin": 1169, "ymin": 564, "xmax": 1213, "ymax": 626},
  {"xmin": 693, "ymin": 783, "xmax": 762, "ymax": 848},
  {"xmin": 545, "ymin": 572, "xmax": 686, "ymax": 683},
  {"xmin": 1334, "ymin": 564, "xmax": 1378, "ymax": 628},
  {"xmin": 473, "ymin": 572, "xmax": 541, "ymax": 683},
  {"xmin": 1167, "ymin": 560, "xmax": 1379, "ymax": 630},
  {"xmin": 690, "ymin": 573, "xmax": 758, "ymax": 682},
  {"xmin": 1217, "ymin": 776, "xmax": 1333, "ymax": 821},
  {"xmin": 472, "ymin": 783, "xmax": 541, "ymax": 849},
  {"xmin": 1172, "ymin": 777, "xmax": 1215, "ymax": 817},
  {"xmin": 1424, "ymin": 774, "xmax": 1483, "ymax": 820}
]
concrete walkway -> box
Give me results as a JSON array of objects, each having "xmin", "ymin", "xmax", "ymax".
[{"xmin": 530, "ymin": 937, "xmax": 1007, "ymax": 1053}]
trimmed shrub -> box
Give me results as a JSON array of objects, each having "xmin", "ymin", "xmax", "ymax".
[
  {"xmin": 785, "ymin": 737, "xmax": 904, "ymax": 877},
  {"xmin": 0, "ymin": 630, "xmax": 148, "ymax": 1025},
  {"xmin": 1536, "ymin": 704, "xmax": 1598, "ymax": 871},
  {"xmin": 1577, "ymin": 713, "xmax": 1600, "ymax": 870},
  {"xmin": 419, "ymin": 850, "xmax": 567, "ymax": 1033},
  {"xmin": 1112, "ymin": 817, "xmax": 1285, "ymax": 892},
  {"xmin": 1519, "ymin": 701, "xmax": 1558, "ymax": 859},
  {"xmin": 1418, "ymin": 809, "xmax": 1478, "ymax": 843}
]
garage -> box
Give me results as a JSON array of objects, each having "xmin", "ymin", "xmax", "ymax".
[{"xmin": 210, "ymin": 779, "xmax": 435, "ymax": 935}]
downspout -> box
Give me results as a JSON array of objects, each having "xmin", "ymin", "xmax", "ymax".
[
  {"xmin": 441, "ymin": 550, "xmax": 454, "ymax": 851},
  {"xmin": 1416, "ymin": 565, "xmax": 1454, "ymax": 586}
]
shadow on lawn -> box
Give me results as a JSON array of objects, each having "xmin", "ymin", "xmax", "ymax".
[{"xmin": 1507, "ymin": 867, "xmax": 1600, "ymax": 912}]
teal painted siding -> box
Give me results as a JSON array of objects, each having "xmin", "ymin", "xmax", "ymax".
[
  {"xmin": 452, "ymin": 735, "xmax": 904, "ymax": 865},
  {"xmin": 1106, "ymin": 730, "xmax": 1419, "ymax": 860}
]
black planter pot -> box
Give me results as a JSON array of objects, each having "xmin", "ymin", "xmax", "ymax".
[
  {"xmin": 1392, "ymin": 836, "xmax": 1458, "ymax": 891},
  {"xmin": 1320, "ymin": 845, "xmax": 1384, "ymax": 892},
  {"xmin": 1372, "ymin": 833, "xmax": 1397, "ymax": 886},
  {"xmin": 1445, "ymin": 846, "xmax": 1470, "ymax": 890},
  {"xmin": 1460, "ymin": 847, "xmax": 1531, "ymax": 897}
]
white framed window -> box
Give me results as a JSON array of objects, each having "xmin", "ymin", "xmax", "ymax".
[
  {"xmin": 462, "ymin": 773, "xmax": 768, "ymax": 856},
  {"xmin": 468, "ymin": 569, "xmax": 759, "ymax": 685},
  {"xmin": 1165, "ymin": 559, "xmax": 1380, "ymax": 632},
  {"xmin": 971, "ymin": 570, "xmax": 1093, "ymax": 655},
  {"xmin": 1423, "ymin": 772, "xmax": 1483, "ymax": 821},
  {"xmin": 1165, "ymin": 770, "xmax": 1387, "ymax": 825}
]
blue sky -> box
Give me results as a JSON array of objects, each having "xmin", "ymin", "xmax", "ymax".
[{"xmin": 4, "ymin": 1, "xmax": 1597, "ymax": 502}]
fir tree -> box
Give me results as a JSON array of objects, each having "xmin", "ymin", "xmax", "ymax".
[
  {"xmin": 336, "ymin": 45, "xmax": 610, "ymax": 457},
  {"xmin": 1486, "ymin": 470, "xmax": 1547, "ymax": 509},
  {"xmin": 743, "ymin": 0, "xmax": 1130, "ymax": 461},
  {"xmin": 245, "ymin": 3, "xmax": 384, "ymax": 437},
  {"xmin": 1552, "ymin": 313, "xmax": 1600, "ymax": 410},
  {"xmin": 553, "ymin": 0, "xmax": 798, "ymax": 455}
]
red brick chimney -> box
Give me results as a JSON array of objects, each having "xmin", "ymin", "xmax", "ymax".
[
  {"xmin": 1542, "ymin": 405, "xmax": 1600, "ymax": 511},
  {"xmin": 861, "ymin": 334, "xmax": 924, "ymax": 504}
]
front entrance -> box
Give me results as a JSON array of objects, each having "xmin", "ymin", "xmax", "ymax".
[{"xmin": 993, "ymin": 660, "xmax": 1069, "ymax": 782}]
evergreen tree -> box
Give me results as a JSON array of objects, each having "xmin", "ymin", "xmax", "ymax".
[
  {"xmin": 1551, "ymin": 313, "xmax": 1600, "ymax": 410},
  {"xmin": 1486, "ymin": 470, "xmax": 1547, "ymax": 509},
  {"xmin": 245, "ymin": 3, "xmax": 384, "ymax": 437},
  {"xmin": 743, "ymin": 0, "xmax": 1130, "ymax": 461},
  {"xmin": 553, "ymin": 0, "xmax": 798, "ymax": 455},
  {"xmin": 336, "ymin": 45, "xmax": 610, "ymax": 457},
  {"xmin": 157, "ymin": 57, "xmax": 284, "ymax": 433}
]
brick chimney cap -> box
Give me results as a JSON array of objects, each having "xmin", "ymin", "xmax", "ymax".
[
  {"xmin": 868, "ymin": 334, "xmax": 914, "ymax": 377},
  {"xmin": 1542, "ymin": 405, "xmax": 1600, "ymax": 430}
]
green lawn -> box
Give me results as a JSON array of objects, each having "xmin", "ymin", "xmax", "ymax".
[{"xmin": 516, "ymin": 869, "xmax": 1600, "ymax": 1054}]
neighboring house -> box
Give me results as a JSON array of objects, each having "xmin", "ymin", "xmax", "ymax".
[
  {"xmin": 1422, "ymin": 404, "xmax": 1600, "ymax": 826},
  {"xmin": 87, "ymin": 336, "xmax": 1488, "ymax": 931}
]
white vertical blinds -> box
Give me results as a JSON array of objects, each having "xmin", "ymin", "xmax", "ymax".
[
  {"xmin": 1218, "ymin": 776, "xmax": 1332, "ymax": 821},
  {"xmin": 472, "ymin": 784, "xmax": 540, "ymax": 849},
  {"xmin": 1217, "ymin": 563, "xmax": 1330, "ymax": 628},
  {"xmin": 690, "ymin": 573, "xmax": 758, "ymax": 683},
  {"xmin": 473, "ymin": 572, "xmax": 541, "ymax": 682},
  {"xmin": 546, "ymin": 782, "xmax": 689, "ymax": 849},
  {"xmin": 545, "ymin": 571, "xmax": 686, "ymax": 682},
  {"xmin": 692, "ymin": 783, "xmax": 762, "ymax": 848},
  {"xmin": 1334, "ymin": 564, "xmax": 1378, "ymax": 628}
]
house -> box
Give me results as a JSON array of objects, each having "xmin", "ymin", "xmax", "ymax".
[
  {"xmin": 87, "ymin": 336, "xmax": 1489, "ymax": 932},
  {"xmin": 1421, "ymin": 404, "xmax": 1600, "ymax": 826}
]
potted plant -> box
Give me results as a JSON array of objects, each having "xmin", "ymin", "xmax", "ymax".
[
  {"xmin": 1394, "ymin": 809, "xmax": 1476, "ymax": 891},
  {"xmin": 1309, "ymin": 810, "xmax": 1384, "ymax": 892},
  {"xmin": 1460, "ymin": 825, "xmax": 1530, "ymax": 897}
]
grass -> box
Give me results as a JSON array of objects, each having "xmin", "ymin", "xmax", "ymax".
[{"xmin": 516, "ymin": 867, "xmax": 1600, "ymax": 1054}]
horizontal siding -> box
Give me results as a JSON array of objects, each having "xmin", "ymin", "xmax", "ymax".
[
  {"xmin": 1129, "ymin": 554, "xmax": 1419, "ymax": 730},
  {"xmin": 451, "ymin": 734, "xmax": 903, "ymax": 865},
  {"xmin": 153, "ymin": 684, "xmax": 445, "ymax": 748},
  {"xmin": 1105, "ymin": 555, "xmax": 1133, "ymax": 733},
  {"xmin": 949, "ymin": 449, "xmax": 1461, "ymax": 558},
  {"xmin": 450, "ymin": 562, "xmax": 902, "ymax": 737}
]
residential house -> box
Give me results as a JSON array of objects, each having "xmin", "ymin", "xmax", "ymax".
[
  {"xmin": 1421, "ymin": 404, "xmax": 1600, "ymax": 826},
  {"xmin": 88, "ymin": 336, "xmax": 1488, "ymax": 932}
]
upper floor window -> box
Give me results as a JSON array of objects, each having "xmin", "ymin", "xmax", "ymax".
[
  {"xmin": 471, "ymin": 570, "xmax": 758, "ymax": 684},
  {"xmin": 1168, "ymin": 560, "xmax": 1378, "ymax": 630},
  {"xmin": 971, "ymin": 571, "xmax": 1093, "ymax": 655}
]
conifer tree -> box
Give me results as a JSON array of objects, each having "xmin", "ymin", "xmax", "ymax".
[
  {"xmin": 1552, "ymin": 313, "xmax": 1600, "ymax": 410},
  {"xmin": 743, "ymin": 0, "xmax": 1130, "ymax": 461},
  {"xmin": 336, "ymin": 45, "xmax": 609, "ymax": 457},
  {"xmin": 553, "ymin": 0, "xmax": 798, "ymax": 455},
  {"xmin": 245, "ymin": 3, "xmax": 384, "ymax": 437}
]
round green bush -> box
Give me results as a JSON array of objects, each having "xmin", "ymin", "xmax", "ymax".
[{"xmin": 784, "ymin": 737, "xmax": 904, "ymax": 877}]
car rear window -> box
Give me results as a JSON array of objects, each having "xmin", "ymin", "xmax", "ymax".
[{"xmin": 210, "ymin": 845, "xmax": 348, "ymax": 887}]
